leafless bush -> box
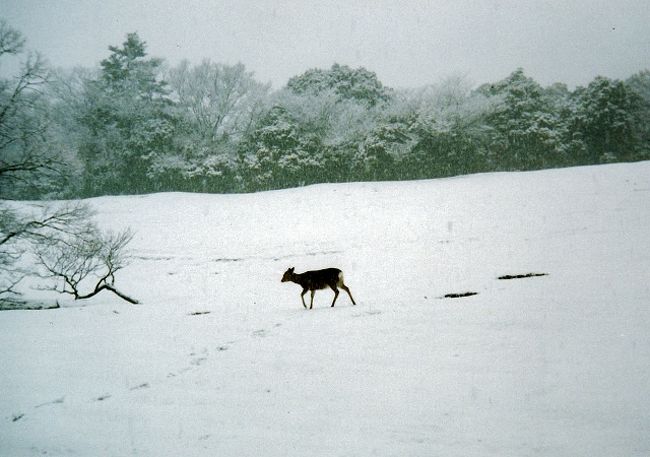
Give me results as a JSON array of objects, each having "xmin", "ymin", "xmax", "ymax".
[
  {"xmin": 0, "ymin": 201, "xmax": 138, "ymax": 305},
  {"xmin": 36, "ymin": 227, "xmax": 138, "ymax": 304},
  {"xmin": 0, "ymin": 202, "xmax": 94, "ymax": 297}
]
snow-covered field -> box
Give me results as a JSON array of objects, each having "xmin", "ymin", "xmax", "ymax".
[{"xmin": 2, "ymin": 162, "xmax": 650, "ymax": 456}]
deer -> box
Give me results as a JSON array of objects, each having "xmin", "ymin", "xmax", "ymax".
[{"xmin": 281, "ymin": 267, "xmax": 356, "ymax": 309}]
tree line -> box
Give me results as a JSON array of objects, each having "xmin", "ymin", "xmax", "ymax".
[{"xmin": 2, "ymin": 24, "xmax": 650, "ymax": 200}]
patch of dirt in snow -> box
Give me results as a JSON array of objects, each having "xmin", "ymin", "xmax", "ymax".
[
  {"xmin": 498, "ymin": 272, "xmax": 548, "ymax": 280},
  {"xmin": 441, "ymin": 292, "xmax": 479, "ymax": 299}
]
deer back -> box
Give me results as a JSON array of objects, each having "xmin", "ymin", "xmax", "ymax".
[{"xmin": 295, "ymin": 268, "xmax": 342, "ymax": 290}]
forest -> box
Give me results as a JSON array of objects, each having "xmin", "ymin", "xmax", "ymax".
[{"xmin": 2, "ymin": 23, "xmax": 649, "ymax": 199}]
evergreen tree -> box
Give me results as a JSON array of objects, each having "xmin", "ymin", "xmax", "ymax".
[
  {"xmin": 477, "ymin": 68, "xmax": 567, "ymax": 170},
  {"xmin": 77, "ymin": 33, "xmax": 174, "ymax": 195},
  {"xmin": 241, "ymin": 106, "xmax": 324, "ymax": 191},
  {"xmin": 287, "ymin": 63, "xmax": 391, "ymax": 106},
  {"xmin": 626, "ymin": 70, "xmax": 650, "ymax": 159},
  {"xmin": 405, "ymin": 78, "xmax": 492, "ymax": 178},
  {"xmin": 574, "ymin": 76, "xmax": 643, "ymax": 163}
]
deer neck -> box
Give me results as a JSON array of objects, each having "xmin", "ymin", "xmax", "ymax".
[{"xmin": 291, "ymin": 272, "xmax": 301, "ymax": 283}]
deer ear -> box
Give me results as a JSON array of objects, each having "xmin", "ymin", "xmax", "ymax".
[{"xmin": 289, "ymin": 267, "xmax": 294, "ymax": 272}]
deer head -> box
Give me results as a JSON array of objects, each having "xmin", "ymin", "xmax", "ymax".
[{"xmin": 281, "ymin": 267, "xmax": 295, "ymax": 282}]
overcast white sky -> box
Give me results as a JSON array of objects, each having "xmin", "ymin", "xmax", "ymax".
[{"xmin": 2, "ymin": 0, "xmax": 649, "ymax": 89}]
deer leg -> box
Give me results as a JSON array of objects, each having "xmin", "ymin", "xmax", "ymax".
[
  {"xmin": 341, "ymin": 284, "xmax": 356, "ymax": 305},
  {"xmin": 331, "ymin": 285, "xmax": 339, "ymax": 307},
  {"xmin": 310, "ymin": 290, "xmax": 315, "ymax": 309},
  {"xmin": 300, "ymin": 289, "xmax": 308, "ymax": 309}
]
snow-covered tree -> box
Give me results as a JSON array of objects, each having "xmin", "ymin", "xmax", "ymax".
[
  {"xmin": 476, "ymin": 68, "xmax": 568, "ymax": 169},
  {"xmin": 353, "ymin": 121, "xmax": 412, "ymax": 180},
  {"xmin": 76, "ymin": 33, "xmax": 174, "ymax": 195},
  {"xmin": 626, "ymin": 70, "xmax": 650, "ymax": 159},
  {"xmin": 0, "ymin": 20, "xmax": 60, "ymax": 198},
  {"xmin": 168, "ymin": 60, "xmax": 269, "ymax": 142},
  {"xmin": 573, "ymin": 76, "xmax": 643, "ymax": 163},
  {"xmin": 402, "ymin": 76, "xmax": 493, "ymax": 177},
  {"xmin": 287, "ymin": 63, "xmax": 391, "ymax": 106},
  {"xmin": 241, "ymin": 105, "xmax": 324, "ymax": 190},
  {"xmin": 158, "ymin": 60, "xmax": 270, "ymax": 191}
]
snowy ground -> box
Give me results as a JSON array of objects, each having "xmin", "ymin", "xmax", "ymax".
[{"xmin": 1, "ymin": 162, "xmax": 649, "ymax": 456}]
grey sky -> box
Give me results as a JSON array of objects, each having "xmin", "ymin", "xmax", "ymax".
[{"xmin": 2, "ymin": 0, "xmax": 649, "ymax": 89}]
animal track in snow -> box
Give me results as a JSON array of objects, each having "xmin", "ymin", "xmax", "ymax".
[
  {"xmin": 15, "ymin": 320, "xmax": 281, "ymax": 425},
  {"xmin": 34, "ymin": 397, "xmax": 65, "ymax": 408},
  {"xmin": 130, "ymin": 383, "xmax": 150, "ymax": 390},
  {"xmin": 353, "ymin": 310, "xmax": 382, "ymax": 318},
  {"xmin": 190, "ymin": 357, "xmax": 207, "ymax": 366}
]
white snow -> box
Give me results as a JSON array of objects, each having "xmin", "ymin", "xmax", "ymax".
[{"xmin": 2, "ymin": 162, "xmax": 650, "ymax": 456}]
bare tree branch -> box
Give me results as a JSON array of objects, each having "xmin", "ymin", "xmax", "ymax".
[
  {"xmin": 0, "ymin": 52, "xmax": 49, "ymax": 127},
  {"xmin": 0, "ymin": 21, "xmax": 55, "ymax": 198},
  {"xmin": 0, "ymin": 20, "xmax": 26, "ymax": 57},
  {"xmin": 36, "ymin": 227, "xmax": 139, "ymax": 304},
  {"xmin": 0, "ymin": 202, "xmax": 97, "ymax": 299},
  {"xmin": 0, "ymin": 202, "xmax": 95, "ymax": 246}
]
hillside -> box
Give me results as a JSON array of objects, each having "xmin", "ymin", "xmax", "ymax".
[{"xmin": 2, "ymin": 162, "xmax": 649, "ymax": 456}]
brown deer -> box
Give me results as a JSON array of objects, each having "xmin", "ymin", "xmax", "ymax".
[{"xmin": 281, "ymin": 267, "xmax": 356, "ymax": 309}]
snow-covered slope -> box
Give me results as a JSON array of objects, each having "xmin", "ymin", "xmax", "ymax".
[{"xmin": 2, "ymin": 162, "xmax": 649, "ymax": 456}]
